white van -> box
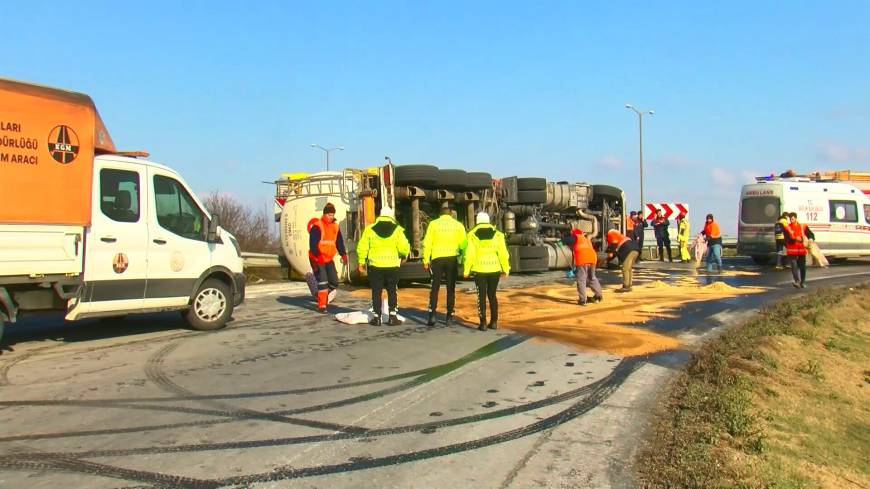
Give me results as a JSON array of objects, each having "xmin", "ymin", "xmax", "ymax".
[
  {"xmin": 0, "ymin": 79, "xmax": 244, "ymax": 342},
  {"xmin": 738, "ymin": 177, "xmax": 870, "ymax": 263}
]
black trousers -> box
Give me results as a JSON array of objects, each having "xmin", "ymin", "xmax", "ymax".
[
  {"xmin": 656, "ymin": 236, "xmax": 672, "ymax": 261},
  {"xmin": 368, "ymin": 266, "xmax": 399, "ymax": 315},
  {"xmin": 788, "ymin": 255, "xmax": 807, "ymax": 284},
  {"xmin": 428, "ymin": 256, "xmax": 458, "ymax": 314},
  {"xmin": 311, "ymin": 259, "xmax": 339, "ymax": 291},
  {"xmin": 474, "ymin": 272, "xmax": 501, "ymax": 324}
]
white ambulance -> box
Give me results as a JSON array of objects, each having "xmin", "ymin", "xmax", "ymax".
[{"xmin": 737, "ymin": 175, "xmax": 870, "ymax": 264}]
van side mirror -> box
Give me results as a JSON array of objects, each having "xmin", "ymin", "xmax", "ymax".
[{"xmin": 208, "ymin": 214, "xmax": 220, "ymax": 243}]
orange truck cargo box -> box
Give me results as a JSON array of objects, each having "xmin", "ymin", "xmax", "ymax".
[{"xmin": 0, "ymin": 79, "xmax": 116, "ymax": 226}]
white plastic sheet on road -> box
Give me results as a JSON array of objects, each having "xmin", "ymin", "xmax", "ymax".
[{"xmin": 334, "ymin": 299, "xmax": 406, "ymax": 324}]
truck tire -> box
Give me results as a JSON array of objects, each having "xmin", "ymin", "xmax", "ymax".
[
  {"xmin": 0, "ymin": 321, "xmax": 4, "ymax": 346},
  {"xmin": 517, "ymin": 177, "xmax": 547, "ymax": 191},
  {"xmin": 509, "ymin": 245, "xmax": 550, "ymax": 272},
  {"xmin": 591, "ymin": 184, "xmax": 623, "ymax": 201},
  {"xmin": 184, "ymin": 279, "xmax": 233, "ymax": 331},
  {"xmin": 436, "ymin": 169, "xmax": 468, "ymax": 190},
  {"xmin": 394, "ymin": 165, "xmax": 439, "ymax": 187},
  {"xmin": 751, "ymin": 255, "xmax": 773, "ymax": 266},
  {"xmin": 466, "ymin": 172, "xmax": 492, "ymax": 189},
  {"xmin": 516, "ymin": 190, "xmax": 547, "ymax": 204}
]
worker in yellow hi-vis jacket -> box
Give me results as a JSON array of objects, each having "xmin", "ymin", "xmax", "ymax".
[
  {"xmin": 463, "ymin": 212, "xmax": 510, "ymax": 331},
  {"xmin": 357, "ymin": 207, "xmax": 410, "ymax": 326},
  {"xmin": 422, "ymin": 203, "xmax": 467, "ymax": 326}
]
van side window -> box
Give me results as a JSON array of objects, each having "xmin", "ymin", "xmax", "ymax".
[
  {"xmin": 153, "ymin": 175, "xmax": 205, "ymax": 240},
  {"xmin": 865, "ymin": 204, "xmax": 870, "ymax": 224},
  {"xmin": 100, "ymin": 169, "xmax": 140, "ymax": 223},
  {"xmin": 829, "ymin": 200, "xmax": 858, "ymax": 223}
]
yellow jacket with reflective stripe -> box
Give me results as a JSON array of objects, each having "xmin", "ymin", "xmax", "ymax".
[
  {"xmin": 422, "ymin": 215, "xmax": 467, "ymax": 264},
  {"xmin": 677, "ymin": 219, "xmax": 690, "ymax": 242},
  {"xmin": 463, "ymin": 224, "xmax": 510, "ymax": 275},
  {"xmin": 357, "ymin": 217, "xmax": 410, "ymax": 268}
]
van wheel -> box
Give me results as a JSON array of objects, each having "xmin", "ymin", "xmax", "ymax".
[{"xmin": 185, "ymin": 279, "xmax": 232, "ymax": 331}]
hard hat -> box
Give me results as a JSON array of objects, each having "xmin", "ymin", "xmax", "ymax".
[
  {"xmin": 380, "ymin": 206, "xmax": 395, "ymax": 218},
  {"xmin": 476, "ymin": 212, "xmax": 490, "ymax": 224}
]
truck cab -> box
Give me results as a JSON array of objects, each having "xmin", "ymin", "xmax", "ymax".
[
  {"xmin": 0, "ymin": 79, "xmax": 244, "ymax": 340},
  {"xmin": 68, "ymin": 154, "xmax": 245, "ymax": 326}
]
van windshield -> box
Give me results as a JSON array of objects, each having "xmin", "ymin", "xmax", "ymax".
[{"xmin": 741, "ymin": 197, "xmax": 780, "ymax": 224}]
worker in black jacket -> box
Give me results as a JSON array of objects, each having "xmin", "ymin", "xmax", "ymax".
[{"xmin": 652, "ymin": 209, "xmax": 673, "ymax": 262}]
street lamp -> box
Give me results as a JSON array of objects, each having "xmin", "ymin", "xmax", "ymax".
[
  {"xmin": 624, "ymin": 104, "xmax": 655, "ymax": 215},
  {"xmin": 310, "ymin": 144, "xmax": 344, "ymax": 171}
]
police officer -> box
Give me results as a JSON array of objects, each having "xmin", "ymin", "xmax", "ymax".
[
  {"xmin": 308, "ymin": 202, "xmax": 348, "ymax": 313},
  {"xmin": 463, "ymin": 212, "xmax": 510, "ymax": 331},
  {"xmin": 652, "ymin": 208, "xmax": 673, "ymax": 262},
  {"xmin": 677, "ymin": 215, "xmax": 691, "ymax": 263},
  {"xmin": 422, "ymin": 203, "xmax": 467, "ymax": 326},
  {"xmin": 357, "ymin": 207, "xmax": 410, "ymax": 326}
]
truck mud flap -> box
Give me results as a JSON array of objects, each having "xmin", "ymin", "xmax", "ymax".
[{"xmin": 509, "ymin": 245, "xmax": 549, "ymax": 273}]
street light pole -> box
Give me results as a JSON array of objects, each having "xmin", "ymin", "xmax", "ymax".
[
  {"xmin": 624, "ymin": 104, "xmax": 654, "ymax": 215},
  {"xmin": 309, "ymin": 144, "xmax": 344, "ymax": 171}
]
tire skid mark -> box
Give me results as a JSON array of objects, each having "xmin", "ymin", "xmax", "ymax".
[
  {"xmin": 143, "ymin": 340, "xmax": 368, "ymax": 433},
  {"xmin": 7, "ymin": 357, "xmax": 636, "ymax": 459},
  {"xmin": 0, "ymin": 456, "xmax": 217, "ymax": 489},
  {"xmin": 1, "ymin": 359, "xmax": 639, "ymax": 487},
  {"xmin": 219, "ymin": 357, "xmax": 643, "ymax": 486},
  {"xmin": 0, "ymin": 335, "xmax": 529, "ymax": 442}
]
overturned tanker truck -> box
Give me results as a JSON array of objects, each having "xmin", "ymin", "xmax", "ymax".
[{"xmin": 273, "ymin": 164, "xmax": 627, "ymax": 283}]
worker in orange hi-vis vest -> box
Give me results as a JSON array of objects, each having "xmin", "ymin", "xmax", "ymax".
[
  {"xmin": 308, "ymin": 202, "xmax": 348, "ymax": 313},
  {"xmin": 701, "ymin": 213, "xmax": 722, "ymax": 273},
  {"xmin": 561, "ymin": 227, "xmax": 603, "ymax": 305},
  {"xmin": 605, "ymin": 229, "xmax": 640, "ymax": 292},
  {"xmin": 783, "ymin": 212, "xmax": 815, "ymax": 289},
  {"xmin": 625, "ymin": 211, "xmax": 636, "ymax": 234}
]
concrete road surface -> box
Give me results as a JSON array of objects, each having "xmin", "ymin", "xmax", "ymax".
[{"xmin": 1, "ymin": 258, "xmax": 868, "ymax": 488}]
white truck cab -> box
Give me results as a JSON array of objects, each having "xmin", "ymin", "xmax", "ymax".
[
  {"xmin": 0, "ymin": 79, "xmax": 244, "ymax": 341},
  {"xmin": 68, "ymin": 154, "xmax": 245, "ymax": 325}
]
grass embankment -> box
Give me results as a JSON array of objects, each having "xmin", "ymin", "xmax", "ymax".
[{"xmin": 638, "ymin": 284, "xmax": 870, "ymax": 489}]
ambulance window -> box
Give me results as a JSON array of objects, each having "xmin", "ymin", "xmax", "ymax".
[
  {"xmin": 865, "ymin": 204, "xmax": 870, "ymax": 224},
  {"xmin": 153, "ymin": 175, "xmax": 206, "ymax": 240},
  {"xmin": 740, "ymin": 197, "xmax": 780, "ymax": 224},
  {"xmin": 829, "ymin": 200, "xmax": 857, "ymax": 223},
  {"xmin": 100, "ymin": 169, "xmax": 140, "ymax": 223}
]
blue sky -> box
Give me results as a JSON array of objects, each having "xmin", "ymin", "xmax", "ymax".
[{"xmin": 6, "ymin": 1, "xmax": 870, "ymax": 233}]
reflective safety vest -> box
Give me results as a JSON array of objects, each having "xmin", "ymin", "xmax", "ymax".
[
  {"xmin": 606, "ymin": 229, "xmax": 630, "ymax": 247},
  {"xmin": 310, "ymin": 217, "xmax": 339, "ymax": 264},
  {"xmin": 422, "ymin": 215, "xmax": 467, "ymax": 264},
  {"xmin": 785, "ymin": 222, "xmax": 808, "ymax": 256},
  {"xmin": 463, "ymin": 224, "xmax": 510, "ymax": 275},
  {"xmin": 703, "ymin": 221, "xmax": 721, "ymax": 239},
  {"xmin": 357, "ymin": 217, "xmax": 411, "ymax": 268},
  {"xmin": 678, "ymin": 219, "xmax": 690, "ymax": 242},
  {"xmin": 572, "ymin": 231, "xmax": 597, "ymax": 266}
]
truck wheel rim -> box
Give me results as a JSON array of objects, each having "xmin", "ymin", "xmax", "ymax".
[{"xmin": 195, "ymin": 288, "xmax": 226, "ymax": 322}]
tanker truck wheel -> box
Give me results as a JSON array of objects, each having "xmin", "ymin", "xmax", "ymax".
[
  {"xmin": 435, "ymin": 169, "xmax": 468, "ymax": 190},
  {"xmin": 466, "ymin": 172, "xmax": 492, "ymax": 189},
  {"xmin": 394, "ymin": 165, "xmax": 439, "ymax": 187},
  {"xmin": 184, "ymin": 279, "xmax": 233, "ymax": 331}
]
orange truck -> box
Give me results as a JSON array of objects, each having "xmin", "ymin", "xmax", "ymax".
[{"xmin": 0, "ymin": 79, "xmax": 246, "ymax": 342}]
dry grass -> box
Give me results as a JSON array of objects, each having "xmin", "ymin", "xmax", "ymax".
[{"xmin": 637, "ymin": 283, "xmax": 870, "ymax": 489}]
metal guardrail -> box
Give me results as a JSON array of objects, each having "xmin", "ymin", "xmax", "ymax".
[{"xmin": 241, "ymin": 252, "xmax": 283, "ymax": 268}]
